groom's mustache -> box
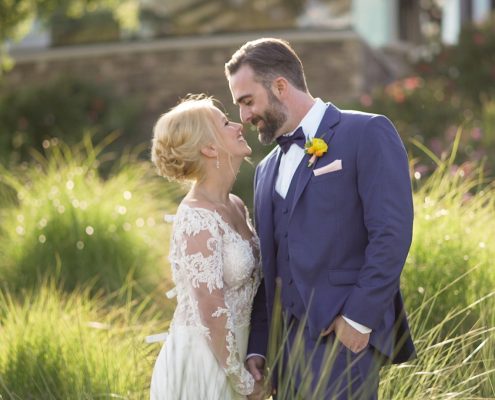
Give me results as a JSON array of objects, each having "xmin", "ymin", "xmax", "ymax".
[{"xmin": 250, "ymin": 116, "xmax": 263, "ymax": 128}]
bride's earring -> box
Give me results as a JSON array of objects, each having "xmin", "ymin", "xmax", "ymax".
[{"xmin": 216, "ymin": 157, "xmax": 220, "ymax": 169}]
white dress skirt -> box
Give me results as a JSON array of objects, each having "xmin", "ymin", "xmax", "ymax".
[{"xmin": 150, "ymin": 325, "xmax": 249, "ymax": 400}]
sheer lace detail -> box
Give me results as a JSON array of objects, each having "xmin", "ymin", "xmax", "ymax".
[{"xmin": 168, "ymin": 204, "xmax": 261, "ymax": 396}]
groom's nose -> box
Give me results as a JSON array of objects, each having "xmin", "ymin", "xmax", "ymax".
[{"xmin": 240, "ymin": 106, "xmax": 252, "ymax": 124}]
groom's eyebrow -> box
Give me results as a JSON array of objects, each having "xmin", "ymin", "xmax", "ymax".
[{"xmin": 234, "ymin": 94, "xmax": 251, "ymax": 105}]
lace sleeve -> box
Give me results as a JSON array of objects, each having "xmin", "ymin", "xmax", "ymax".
[{"xmin": 177, "ymin": 208, "xmax": 254, "ymax": 396}]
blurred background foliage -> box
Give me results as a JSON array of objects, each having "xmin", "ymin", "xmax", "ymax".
[
  {"xmin": 0, "ymin": 75, "xmax": 140, "ymax": 167},
  {"xmin": 0, "ymin": 0, "xmax": 305, "ymax": 43},
  {"xmin": 349, "ymin": 14, "xmax": 495, "ymax": 178},
  {"xmin": 0, "ymin": 0, "xmax": 138, "ymax": 43}
]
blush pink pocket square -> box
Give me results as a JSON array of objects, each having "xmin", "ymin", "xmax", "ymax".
[{"xmin": 313, "ymin": 159, "xmax": 342, "ymax": 176}]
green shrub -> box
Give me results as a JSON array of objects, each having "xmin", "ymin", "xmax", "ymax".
[
  {"xmin": 0, "ymin": 283, "xmax": 166, "ymax": 399},
  {"xmin": 416, "ymin": 14, "xmax": 495, "ymax": 106},
  {"xmin": 50, "ymin": 10, "xmax": 120, "ymax": 46},
  {"xmin": 0, "ymin": 75, "xmax": 140, "ymax": 167},
  {"xmin": 353, "ymin": 76, "xmax": 495, "ymax": 173},
  {"xmin": 351, "ymin": 16, "xmax": 495, "ymax": 176},
  {"xmin": 0, "ymin": 136, "xmax": 176, "ymax": 295},
  {"xmin": 359, "ymin": 77, "xmax": 462, "ymax": 142}
]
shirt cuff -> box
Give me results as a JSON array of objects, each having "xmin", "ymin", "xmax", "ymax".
[
  {"xmin": 342, "ymin": 316, "xmax": 372, "ymax": 334},
  {"xmin": 246, "ymin": 353, "xmax": 266, "ymax": 361}
]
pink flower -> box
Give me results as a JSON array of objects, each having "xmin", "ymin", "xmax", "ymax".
[
  {"xmin": 470, "ymin": 127, "xmax": 482, "ymax": 141},
  {"xmin": 385, "ymin": 82, "xmax": 406, "ymax": 103},
  {"xmin": 429, "ymin": 138, "xmax": 443, "ymax": 157},
  {"xmin": 359, "ymin": 94, "xmax": 373, "ymax": 107},
  {"xmin": 403, "ymin": 77, "xmax": 422, "ymax": 91}
]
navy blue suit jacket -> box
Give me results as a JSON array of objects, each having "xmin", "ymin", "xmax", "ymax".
[{"xmin": 248, "ymin": 103, "xmax": 416, "ymax": 364}]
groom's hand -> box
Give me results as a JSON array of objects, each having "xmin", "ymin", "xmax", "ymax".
[
  {"xmin": 322, "ymin": 315, "xmax": 370, "ymax": 354},
  {"xmin": 246, "ymin": 356, "xmax": 269, "ymax": 400},
  {"xmin": 246, "ymin": 355, "xmax": 265, "ymax": 382}
]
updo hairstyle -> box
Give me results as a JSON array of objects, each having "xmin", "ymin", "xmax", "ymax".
[{"xmin": 151, "ymin": 94, "xmax": 221, "ymax": 182}]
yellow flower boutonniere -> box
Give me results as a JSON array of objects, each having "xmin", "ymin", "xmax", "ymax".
[{"xmin": 305, "ymin": 137, "xmax": 328, "ymax": 167}]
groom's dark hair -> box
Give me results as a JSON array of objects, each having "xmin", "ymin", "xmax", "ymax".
[{"xmin": 225, "ymin": 38, "xmax": 308, "ymax": 92}]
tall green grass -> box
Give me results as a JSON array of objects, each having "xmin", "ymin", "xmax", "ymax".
[
  {"xmin": 0, "ymin": 135, "xmax": 177, "ymax": 296},
  {"xmin": 379, "ymin": 290, "xmax": 494, "ymax": 399},
  {"xmin": 404, "ymin": 134, "xmax": 495, "ymax": 330},
  {"xmin": 0, "ymin": 135, "xmax": 493, "ymax": 398},
  {"xmin": 0, "ymin": 282, "xmax": 166, "ymax": 399},
  {"xmin": 262, "ymin": 295, "xmax": 494, "ymax": 399}
]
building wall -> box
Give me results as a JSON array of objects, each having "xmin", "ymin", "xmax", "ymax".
[{"xmin": 5, "ymin": 30, "xmax": 395, "ymax": 137}]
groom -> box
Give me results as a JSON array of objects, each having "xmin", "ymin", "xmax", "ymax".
[{"xmin": 225, "ymin": 38, "xmax": 416, "ymax": 399}]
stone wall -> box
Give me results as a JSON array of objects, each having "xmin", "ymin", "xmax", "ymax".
[{"xmin": 5, "ymin": 30, "xmax": 395, "ymax": 138}]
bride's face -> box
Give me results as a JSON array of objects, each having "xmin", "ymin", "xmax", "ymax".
[{"xmin": 212, "ymin": 107, "xmax": 252, "ymax": 158}]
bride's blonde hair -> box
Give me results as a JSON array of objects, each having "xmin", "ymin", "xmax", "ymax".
[{"xmin": 151, "ymin": 94, "xmax": 222, "ymax": 182}]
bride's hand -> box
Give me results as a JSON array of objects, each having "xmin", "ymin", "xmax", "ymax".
[{"xmin": 247, "ymin": 380, "xmax": 271, "ymax": 400}]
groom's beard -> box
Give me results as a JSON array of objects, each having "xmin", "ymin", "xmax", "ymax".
[{"xmin": 252, "ymin": 92, "xmax": 288, "ymax": 145}]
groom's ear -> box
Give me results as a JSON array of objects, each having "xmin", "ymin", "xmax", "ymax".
[
  {"xmin": 272, "ymin": 77, "xmax": 288, "ymax": 98},
  {"xmin": 200, "ymin": 144, "xmax": 218, "ymax": 158}
]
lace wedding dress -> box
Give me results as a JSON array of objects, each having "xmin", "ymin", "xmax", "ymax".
[{"xmin": 150, "ymin": 204, "xmax": 262, "ymax": 400}]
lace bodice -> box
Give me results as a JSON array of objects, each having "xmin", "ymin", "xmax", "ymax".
[{"xmin": 168, "ymin": 203, "xmax": 261, "ymax": 396}]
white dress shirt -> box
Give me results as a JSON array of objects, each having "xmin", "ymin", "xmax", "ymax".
[
  {"xmin": 275, "ymin": 98, "xmax": 326, "ymax": 197},
  {"xmin": 274, "ymin": 98, "xmax": 371, "ymax": 335}
]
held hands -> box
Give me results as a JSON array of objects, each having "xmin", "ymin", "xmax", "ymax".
[
  {"xmin": 248, "ymin": 381, "xmax": 267, "ymax": 400},
  {"xmin": 321, "ymin": 315, "xmax": 370, "ymax": 353},
  {"xmin": 246, "ymin": 356, "xmax": 270, "ymax": 400}
]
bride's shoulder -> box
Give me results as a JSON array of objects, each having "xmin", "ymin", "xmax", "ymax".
[
  {"xmin": 175, "ymin": 200, "xmax": 220, "ymax": 228},
  {"xmin": 179, "ymin": 199, "xmax": 219, "ymax": 216}
]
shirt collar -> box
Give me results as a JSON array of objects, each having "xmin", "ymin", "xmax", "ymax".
[{"xmin": 287, "ymin": 98, "xmax": 327, "ymax": 140}]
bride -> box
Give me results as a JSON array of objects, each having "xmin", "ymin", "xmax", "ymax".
[{"xmin": 150, "ymin": 94, "xmax": 265, "ymax": 399}]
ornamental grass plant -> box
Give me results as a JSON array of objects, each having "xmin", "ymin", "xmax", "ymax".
[
  {"xmin": 0, "ymin": 282, "xmax": 165, "ymax": 399},
  {"xmin": 0, "ymin": 135, "xmax": 493, "ymax": 398},
  {"xmin": 404, "ymin": 132, "xmax": 495, "ymax": 332},
  {"xmin": 378, "ymin": 295, "xmax": 494, "ymax": 399},
  {"xmin": 0, "ymin": 134, "xmax": 176, "ymax": 297},
  {"xmin": 262, "ymin": 291, "xmax": 494, "ymax": 399}
]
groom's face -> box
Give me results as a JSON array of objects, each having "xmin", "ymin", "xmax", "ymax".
[{"xmin": 229, "ymin": 65, "xmax": 288, "ymax": 145}]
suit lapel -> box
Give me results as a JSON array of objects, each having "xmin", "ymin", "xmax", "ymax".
[{"xmin": 290, "ymin": 103, "xmax": 341, "ymax": 218}]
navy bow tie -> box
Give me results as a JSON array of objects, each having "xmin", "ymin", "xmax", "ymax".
[{"xmin": 276, "ymin": 127, "xmax": 306, "ymax": 154}]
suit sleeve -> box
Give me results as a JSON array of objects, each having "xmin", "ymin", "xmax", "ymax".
[
  {"xmin": 342, "ymin": 115, "xmax": 413, "ymax": 330},
  {"xmin": 247, "ymin": 280, "xmax": 269, "ymax": 356}
]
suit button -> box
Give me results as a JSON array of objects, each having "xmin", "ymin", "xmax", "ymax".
[
  {"xmin": 283, "ymin": 208, "xmax": 289, "ymax": 214},
  {"xmin": 284, "ymin": 233, "xmax": 288, "ymax": 238},
  {"xmin": 290, "ymin": 301, "xmax": 294, "ymax": 307},
  {"xmin": 288, "ymin": 278, "xmax": 293, "ymax": 285}
]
